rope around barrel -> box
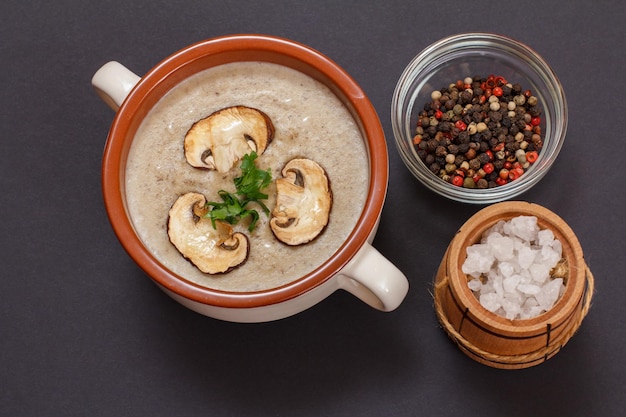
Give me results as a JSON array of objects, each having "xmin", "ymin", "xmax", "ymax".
[{"xmin": 433, "ymin": 265, "xmax": 595, "ymax": 367}]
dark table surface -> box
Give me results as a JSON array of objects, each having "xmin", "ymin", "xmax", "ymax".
[{"xmin": 3, "ymin": 1, "xmax": 624, "ymax": 416}]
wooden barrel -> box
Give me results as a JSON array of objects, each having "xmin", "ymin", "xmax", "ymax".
[{"xmin": 433, "ymin": 201, "xmax": 594, "ymax": 369}]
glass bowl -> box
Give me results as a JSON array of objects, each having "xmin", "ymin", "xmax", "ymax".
[{"xmin": 391, "ymin": 33, "xmax": 567, "ymax": 204}]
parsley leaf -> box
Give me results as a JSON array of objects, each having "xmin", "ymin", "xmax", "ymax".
[{"xmin": 204, "ymin": 152, "xmax": 271, "ymax": 232}]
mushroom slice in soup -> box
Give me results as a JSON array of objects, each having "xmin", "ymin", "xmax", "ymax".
[
  {"xmin": 167, "ymin": 192, "xmax": 249, "ymax": 274},
  {"xmin": 184, "ymin": 106, "xmax": 274, "ymax": 173},
  {"xmin": 270, "ymin": 158, "xmax": 332, "ymax": 245}
]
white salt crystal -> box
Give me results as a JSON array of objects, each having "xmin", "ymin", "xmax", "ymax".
[
  {"xmin": 461, "ymin": 215, "xmax": 565, "ymax": 320},
  {"xmin": 491, "ymin": 271, "xmax": 504, "ymax": 296},
  {"xmin": 481, "ymin": 281, "xmax": 494, "ymax": 294},
  {"xmin": 537, "ymin": 228, "xmax": 555, "ymax": 246},
  {"xmin": 541, "ymin": 245, "xmax": 561, "ymax": 267},
  {"xmin": 504, "ymin": 290, "xmax": 523, "ymax": 303},
  {"xmin": 502, "ymin": 298, "xmax": 521, "ymax": 320},
  {"xmin": 517, "ymin": 245, "xmax": 537, "ymax": 269},
  {"xmin": 485, "ymin": 231, "xmax": 503, "ymax": 241},
  {"xmin": 507, "ymin": 215, "xmax": 539, "ymax": 242},
  {"xmin": 462, "ymin": 244, "xmax": 494, "ymax": 278},
  {"xmin": 520, "ymin": 305, "xmax": 544, "ymax": 320},
  {"xmin": 503, "ymin": 274, "xmax": 521, "ymax": 293},
  {"xmin": 519, "ymin": 268, "xmax": 532, "ymax": 284},
  {"xmin": 484, "ymin": 220, "xmax": 506, "ymax": 237},
  {"xmin": 468, "ymin": 278, "xmax": 482, "ymax": 292},
  {"xmin": 480, "ymin": 292, "xmax": 501, "ymax": 313},
  {"xmin": 552, "ymin": 239, "xmax": 562, "ymax": 258},
  {"xmin": 529, "ymin": 263, "xmax": 551, "ymax": 283},
  {"xmin": 523, "ymin": 297, "xmax": 539, "ymax": 308},
  {"xmin": 498, "ymin": 261, "xmax": 516, "ymax": 278},
  {"xmin": 517, "ymin": 283, "xmax": 541, "ymax": 295},
  {"xmin": 488, "ymin": 234, "xmax": 515, "ymax": 261},
  {"xmin": 536, "ymin": 278, "xmax": 564, "ymax": 311}
]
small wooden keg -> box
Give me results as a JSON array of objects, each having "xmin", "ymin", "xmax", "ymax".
[{"xmin": 433, "ymin": 201, "xmax": 594, "ymax": 369}]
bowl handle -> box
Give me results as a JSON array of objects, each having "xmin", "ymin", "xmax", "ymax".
[
  {"xmin": 338, "ymin": 242, "xmax": 409, "ymax": 312},
  {"xmin": 91, "ymin": 61, "xmax": 140, "ymax": 111}
]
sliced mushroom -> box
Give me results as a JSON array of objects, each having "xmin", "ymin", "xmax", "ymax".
[
  {"xmin": 184, "ymin": 106, "xmax": 274, "ymax": 173},
  {"xmin": 270, "ymin": 158, "xmax": 332, "ymax": 245},
  {"xmin": 167, "ymin": 192, "xmax": 249, "ymax": 274}
]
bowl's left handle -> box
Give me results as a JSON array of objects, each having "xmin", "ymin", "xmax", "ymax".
[{"xmin": 91, "ymin": 61, "xmax": 141, "ymax": 111}]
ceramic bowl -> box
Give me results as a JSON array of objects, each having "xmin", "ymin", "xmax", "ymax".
[{"xmin": 92, "ymin": 35, "xmax": 409, "ymax": 322}]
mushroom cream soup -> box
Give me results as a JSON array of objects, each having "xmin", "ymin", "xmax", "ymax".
[{"xmin": 126, "ymin": 61, "xmax": 369, "ymax": 292}]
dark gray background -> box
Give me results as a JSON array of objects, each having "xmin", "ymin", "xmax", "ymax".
[{"xmin": 2, "ymin": 1, "xmax": 624, "ymax": 416}]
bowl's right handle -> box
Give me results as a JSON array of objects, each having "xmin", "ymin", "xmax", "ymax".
[
  {"xmin": 92, "ymin": 61, "xmax": 140, "ymax": 111},
  {"xmin": 338, "ymin": 242, "xmax": 409, "ymax": 312}
]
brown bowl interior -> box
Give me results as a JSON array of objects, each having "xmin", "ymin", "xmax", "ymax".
[{"xmin": 101, "ymin": 35, "xmax": 388, "ymax": 308}]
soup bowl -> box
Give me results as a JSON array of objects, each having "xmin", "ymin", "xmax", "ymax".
[{"xmin": 92, "ymin": 34, "xmax": 409, "ymax": 322}]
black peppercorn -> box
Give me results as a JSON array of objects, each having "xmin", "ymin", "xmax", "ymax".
[
  {"xmin": 439, "ymin": 121, "xmax": 452, "ymax": 132},
  {"xmin": 505, "ymin": 142, "xmax": 520, "ymax": 153},
  {"xmin": 490, "ymin": 111, "xmax": 503, "ymax": 122},
  {"xmin": 413, "ymin": 75, "xmax": 544, "ymax": 188},
  {"xmin": 472, "ymin": 111, "xmax": 484, "ymax": 123},
  {"xmin": 429, "ymin": 162, "xmax": 440, "ymax": 174},
  {"xmin": 460, "ymin": 90, "xmax": 473, "ymax": 104}
]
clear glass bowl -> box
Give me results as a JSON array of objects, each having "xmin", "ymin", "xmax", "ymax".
[{"xmin": 391, "ymin": 33, "xmax": 567, "ymax": 204}]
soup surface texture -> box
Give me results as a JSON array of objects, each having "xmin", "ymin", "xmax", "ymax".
[{"xmin": 126, "ymin": 61, "xmax": 369, "ymax": 292}]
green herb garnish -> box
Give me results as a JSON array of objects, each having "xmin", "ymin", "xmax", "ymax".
[{"xmin": 205, "ymin": 152, "xmax": 272, "ymax": 232}]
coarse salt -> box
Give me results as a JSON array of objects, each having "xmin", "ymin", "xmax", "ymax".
[{"xmin": 462, "ymin": 215, "xmax": 566, "ymax": 320}]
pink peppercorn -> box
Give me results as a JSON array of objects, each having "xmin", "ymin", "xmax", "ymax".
[
  {"xmin": 455, "ymin": 120, "xmax": 467, "ymax": 131},
  {"xmin": 451, "ymin": 175, "xmax": 464, "ymax": 187}
]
